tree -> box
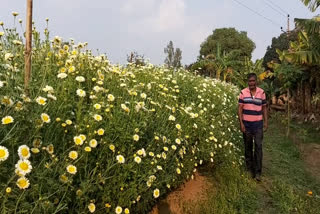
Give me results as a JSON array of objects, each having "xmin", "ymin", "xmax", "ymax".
[
  {"xmin": 199, "ymin": 28, "xmax": 256, "ymax": 60},
  {"xmin": 263, "ymin": 31, "xmax": 298, "ymax": 68},
  {"xmin": 300, "ymin": 0, "xmax": 320, "ymax": 11},
  {"xmin": 164, "ymin": 41, "xmax": 182, "ymax": 68},
  {"xmin": 173, "ymin": 48, "xmax": 182, "ymax": 68},
  {"xmin": 127, "ymin": 51, "xmax": 146, "ymax": 66}
]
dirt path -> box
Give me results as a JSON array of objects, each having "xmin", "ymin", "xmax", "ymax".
[{"xmin": 150, "ymin": 172, "xmax": 211, "ymax": 214}]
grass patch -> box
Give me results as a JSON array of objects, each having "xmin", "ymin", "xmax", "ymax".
[
  {"xmin": 194, "ymin": 163, "xmax": 258, "ymax": 214},
  {"xmin": 264, "ymin": 117, "xmax": 320, "ymax": 214}
]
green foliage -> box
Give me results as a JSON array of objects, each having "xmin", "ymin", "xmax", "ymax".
[
  {"xmin": 0, "ymin": 23, "xmax": 242, "ymax": 213},
  {"xmin": 300, "ymin": 0, "xmax": 320, "ymax": 12},
  {"xmin": 273, "ymin": 62, "xmax": 303, "ymax": 90},
  {"xmin": 200, "ymin": 28, "xmax": 256, "ymax": 60},
  {"xmin": 197, "ymin": 164, "xmax": 258, "ymax": 214},
  {"xmin": 263, "ymin": 31, "xmax": 298, "ymax": 68}
]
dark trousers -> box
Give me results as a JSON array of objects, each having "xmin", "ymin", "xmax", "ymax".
[{"xmin": 243, "ymin": 128, "xmax": 263, "ymax": 176}]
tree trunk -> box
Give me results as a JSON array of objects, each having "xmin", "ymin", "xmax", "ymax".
[
  {"xmin": 287, "ymin": 88, "xmax": 290, "ymax": 137},
  {"xmin": 302, "ymin": 81, "xmax": 306, "ymax": 114},
  {"xmin": 24, "ymin": 0, "xmax": 33, "ymax": 94},
  {"xmin": 305, "ymin": 81, "xmax": 312, "ymax": 114}
]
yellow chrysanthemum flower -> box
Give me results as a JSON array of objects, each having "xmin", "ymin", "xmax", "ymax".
[
  {"xmin": 176, "ymin": 168, "xmax": 181, "ymax": 174},
  {"xmin": 68, "ymin": 151, "xmax": 78, "ymax": 160},
  {"xmin": 16, "ymin": 177, "xmax": 30, "ymax": 189},
  {"xmin": 84, "ymin": 146, "xmax": 91, "ymax": 152},
  {"xmin": 88, "ymin": 203, "xmax": 96, "ymax": 213},
  {"xmin": 41, "ymin": 113, "xmax": 51, "ymax": 123},
  {"xmin": 153, "ymin": 188, "xmax": 160, "ymax": 198},
  {"xmin": 74, "ymin": 136, "xmax": 84, "ymax": 146},
  {"xmin": 1, "ymin": 116, "xmax": 14, "ymax": 125},
  {"xmin": 66, "ymin": 164, "xmax": 77, "ymax": 174},
  {"xmin": 124, "ymin": 208, "xmax": 130, "ymax": 214},
  {"xmin": 115, "ymin": 206, "xmax": 122, "ymax": 214},
  {"xmin": 79, "ymin": 134, "xmax": 86, "ymax": 141},
  {"xmin": 93, "ymin": 114, "xmax": 102, "ymax": 121},
  {"xmin": 0, "ymin": 146, "xmax": 9, "ymax": 162},
  {"xmin": 31, "ymin": 148, "xmax": 40, "ymax": 154},
  {"xmin": 109, "ymin": 144, "xmax": 115, "ymax": 152},
  {"xmin": 134, "ymin": 156, "xmax": 141, "ymax": 164},
  {"xmin": 89, "ymin": 139, "xmax": 98, "ymax": 148},
  {"xmin": 97, "ymin": 128, "xmax": 104, "ymax": 136},
  {"xmin": 116, "ymin": 155, "xmax": 125, "ymax": 164},
  {"xmin": 133, "ymin": 134, "xmax": 139, "ymax": 142},
  {"xmin": 66, "ymin": 119, "xmax": 72, "ymax": 125},
  {"xmin": 6, "ymin": 187, "xmax": 11, "ymax": 193},
  {"xmin": 18, "ymin": 145, "xmax": 31, "ymax": 159},
  {"xmin": 15, "ymin": 159, "xmax": 32, "ymax": 175}
]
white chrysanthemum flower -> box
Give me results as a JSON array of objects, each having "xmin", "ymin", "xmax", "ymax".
[
  {"xmin": 168, "ymin": 115, "xmax": 176, "ymax": 121},
  {"xmin": 1, "ymin": 116, "xmax": 14, "ymax": 125},
  {"xmin": 107, "ymin": 94, "xmax": 115, "ymax": 102},
  {"xmin": 16, "ymin": 177, "xmax": 30, "ymax": 189},
  {"xmin": 36, "ymin": 96, "xmax": 47, "ymax": 105},
  {"xmin": 116, "ymin": 155, "xmax": 125, "ymax": 164},
  {"xmin": 15, "ymin": 159, "xmax": 32, "ymax": 175},
  {"xmin": 76, "ymin": 89, "xmax": 86, "ymax": 97},
  {"xmin": 41, "ymin": 113, "xmax": 51, "ymax": 123},
  {"xmin": 66, "ymin": 164, "xmax": 77, "ymax": 174},
  {"xmin": 75, "ymin": 76, "xmax": 85, "ymax": 82},
  {"xmin": 47, "ymin": 94, "xmax": 57, "ymax": 100},
  {"xmin": 42, "ymin": 85, "xmax": 54, "ymax": 93},
  {"xmin": 134, "ymin": 156, "xmax": 141, "ymax": 164},
  {"xmin": 0, "ymin": 146, "xmax": 9, "ymax": 162},
  {"xmin": 0, "ymin": 80, "xmax": 4, "ymax": 88},
  {"xmin": 140, "ymin": 93, "xmax": 147, "ymax": 99},
  {"xmin": 18, "ymin": 145, "xmax": 31, "ymax": 160},
  {"xmin": 57, "ymin": 73, "xmax": 67, "ymax": 79}
]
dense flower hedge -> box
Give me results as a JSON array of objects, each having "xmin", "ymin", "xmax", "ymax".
[{"xmin": 0, "ymin": 20, "xmax": 243, "ymax": 213}]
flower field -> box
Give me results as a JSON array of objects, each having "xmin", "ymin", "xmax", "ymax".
[{"xmin": 0, "ymin": 22, "xmax": 243, "ymax": 213}]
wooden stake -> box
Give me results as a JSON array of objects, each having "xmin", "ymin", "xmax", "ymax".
[{"xmin": 24, "ymin": 0, "xmax": 33, "ymax": 94}]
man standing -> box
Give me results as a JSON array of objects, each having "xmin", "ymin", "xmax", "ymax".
[{"xmin": 238, "ymin": 73, "xmax": 268, "ymax": 181}]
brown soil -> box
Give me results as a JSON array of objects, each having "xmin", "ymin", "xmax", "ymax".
[{"xmin": 150, "ymin": 172, "xmax": 212, "ymax": 214}]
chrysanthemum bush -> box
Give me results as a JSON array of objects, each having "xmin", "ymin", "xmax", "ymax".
[{"xmin": 0, "ymin": 16, "xmax": 243, "ymax": 213}]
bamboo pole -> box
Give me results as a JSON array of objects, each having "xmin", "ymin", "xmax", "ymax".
[{"xmin": 24, "ymin": 0, "xmax": 33, "ymax": 94}]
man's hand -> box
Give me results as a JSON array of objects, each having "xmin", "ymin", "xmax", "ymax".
[
  {"xmin": 263, "ymin": 123, "xmax": 268, "ymax": 132},
  {"xmin": 240, "ymin": 123, "xmax": 246, "ymax": 133}
]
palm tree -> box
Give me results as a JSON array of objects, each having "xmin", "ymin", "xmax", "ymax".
[{"xmin": 300, "ymin": 0, "xmax": 320, "ymax": 12}]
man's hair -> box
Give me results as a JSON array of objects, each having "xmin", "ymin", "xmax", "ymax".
[{"xmin": 247, "ymin": 73, "xmax": 257, "ymax": 80}]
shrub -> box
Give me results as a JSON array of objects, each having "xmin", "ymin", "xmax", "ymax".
[{"xmin": 0, "ymin": 20, "xmax": 242, "ymax": 213}]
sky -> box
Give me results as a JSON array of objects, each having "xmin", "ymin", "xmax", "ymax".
[{"xmin": 0, "ymin": 0, "xmax": 318, "ymax": 65}]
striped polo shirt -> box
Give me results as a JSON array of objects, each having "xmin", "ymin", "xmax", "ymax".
[{"xmin": 238, "ymin": 87, "xmax": 267, "ymax": 131}]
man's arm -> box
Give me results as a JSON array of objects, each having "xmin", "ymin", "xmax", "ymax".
[
  {"xmin": 262, "ymin": 104, "xmax": 268, "ymax": 132},
  {"xmin": 238, "ymin": 104, "xmax": 246, "ymax": 133}
]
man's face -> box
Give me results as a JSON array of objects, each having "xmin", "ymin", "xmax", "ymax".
[{"xmin": 248, "ymin": 76, "xmax": 256, "ymax": 90}]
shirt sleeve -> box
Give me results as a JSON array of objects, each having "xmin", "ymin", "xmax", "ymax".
[
  {"xmin": 238, "ymin": 92, "xmax": 244, "ymax": 105},
  {"xmin": 262, "ymin": 92, "xmax": 267, "ymax": 106}
]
